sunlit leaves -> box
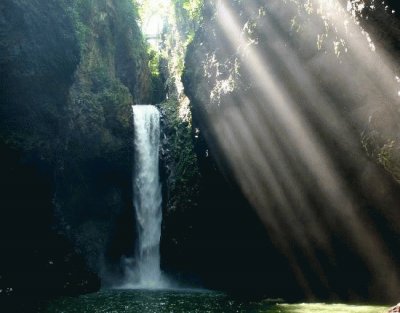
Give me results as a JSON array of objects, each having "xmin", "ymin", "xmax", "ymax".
[{"xmin": 181, "ymin": 0, "xmax": 203, "ymax": 21}]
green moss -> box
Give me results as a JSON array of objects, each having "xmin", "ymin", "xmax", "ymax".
[
  {"xmin": 53, "ymin": 0, "xmax": 154, "ymax": 270},
  {"xmin": 61, "ymin": 0, "xmax": 92, "ymax": 48},
  {"xmin": 160, "ymin": 99, "xmax": 200, "ymax": 212},
  {"xmin": 147, "ymin": 46, "xmax": 166, "ymax": 103},
  {"xmin": 59, "ymin": 0, "xmax": 154, "ymax": 158}
]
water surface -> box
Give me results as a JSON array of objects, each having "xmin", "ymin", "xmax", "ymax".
[{"xmin": 42, "ymin": 290, "xmax": 389, "ymax": 313}]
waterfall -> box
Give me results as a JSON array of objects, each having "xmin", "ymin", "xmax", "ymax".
[{"xmin": 128, "ymin": 104, "xmax": 165, "ymax": 288}]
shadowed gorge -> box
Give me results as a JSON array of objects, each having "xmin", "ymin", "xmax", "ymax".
[{"xmin": 1, "ymin": 0, "xmax": 400, "ymax": 312}]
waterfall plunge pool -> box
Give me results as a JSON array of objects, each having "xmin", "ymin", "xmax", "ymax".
[{"xmin": 42, "ymin": 290, "xmax": 389, "ymax": 313}]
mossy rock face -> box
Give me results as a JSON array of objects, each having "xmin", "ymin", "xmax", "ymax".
[
  {"xmin": 54, "ymin": 0, "xmax": 153, "ymax": 272},
  {"xmin": 158, "ymin": 99, "xmax": 200, "ymax": 275},
  {"xmin": 0, "ymin": 0, "xmax": 153, "ymax": 298},
  {"xmin": 64, "ymin": 0, "xmax": 151, "ymax": 159},
  {"xmin": 0, "ymin": 0, "xmax": 100, "ymax": 305}
]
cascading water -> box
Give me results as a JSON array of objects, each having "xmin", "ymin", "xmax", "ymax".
[{"xmin": 125, "ymin": 104, "xmax": 165, "ymax": 289}]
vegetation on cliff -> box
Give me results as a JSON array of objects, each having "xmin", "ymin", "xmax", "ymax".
[
  {"xmin": 54, "ymin": 0, "xmax": 153, "ymax": 273},
  {"xmin": 183, "ymin": 0, "xmax": 400, "ymax": 301},
  {"xmin": 0, "ymin": 0, "xmax": 153, "ymax": 307}
]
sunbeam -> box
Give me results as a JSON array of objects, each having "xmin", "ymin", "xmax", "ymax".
[{"xmin": 187, "ymin": 0, "xmax": 400, "ymax": 300}]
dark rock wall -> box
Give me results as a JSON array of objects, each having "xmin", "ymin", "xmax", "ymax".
[
  {"xmin": 0, "ymin": 0, "xmax": 78, "ymax": 157},
  {"xmin": 55, "ymin": 0, "xmax": 151, "ymax": 276},
  {"xmin": 157, "ymin": 99, "xmax": 201, "ymax": 284},
  {"xmin": 182, "ymin": 0, "xmax": 400, "ymax": 302},
  {"xmin": 0, "ymin": 0, "xmax": 152, "ymax": 308}
]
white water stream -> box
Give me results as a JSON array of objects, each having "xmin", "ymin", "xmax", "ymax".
[{"xmin": 126, "ymin": 104, "xmax": 165, "ymax": 288}]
